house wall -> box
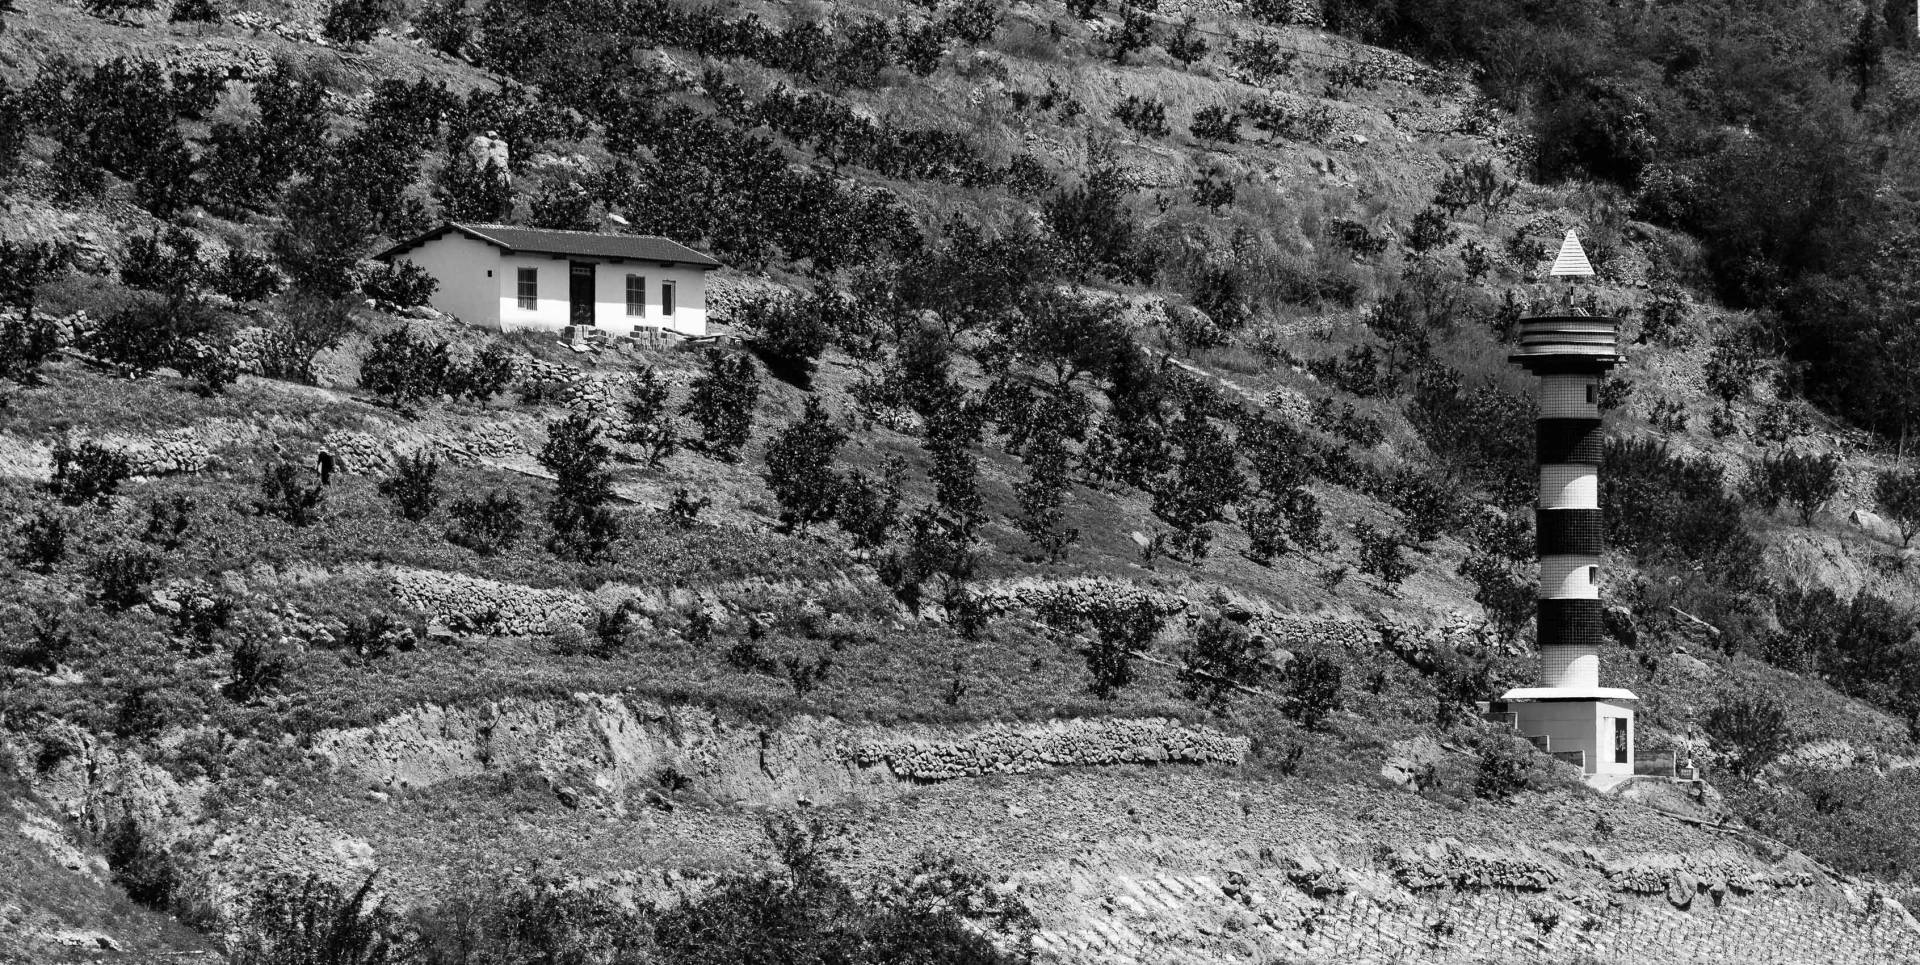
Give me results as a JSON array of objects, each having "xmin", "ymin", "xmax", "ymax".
[
  {"xmin": 490, "ymin": 256, "xmax": 710, "ymax": 337},
  {"xmin": 392, "ymin": 234, "xmax": 500, "ymax": 329},
  {"xmin": 495, "ymin": 254, "xmax": 573, "ymax": 333},
  {"xmin": 593, "ymin": 262, "xmax": 709, "ymax": 337},
  {"xmin": 1513, "ymin": 700, "xmax": 1634, "ymax": 776}
]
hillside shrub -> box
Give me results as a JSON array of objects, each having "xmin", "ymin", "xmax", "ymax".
[
  {"xmin": 415, "ymin": 0, "xmax": 475, "ymax": 56},
  {"xmin": 212, "ymin": 249, "xmax": 283, "ymax": 303},
  {"xmin": 0, "ymin": 314, "xmax": 59, "ymax": 386},
  {"xmin": 1282, "ymin": 654, "xmax": 1344, "ymax": 729},
  {"xmin": 740, "ymin": 290, "xmax": 836, "ymax": 384},
  {"xmin": 14, "ymin": 508, "xmax": 73, "ymax": 573},
  {"xmin": 1014, "ymin": 427, "xmax": 1077, "ymax": 562},
  {"xmin": 1874, "ymin": 467, "xmax": 1920, "ymax": 546},
  {"xmin": 224, "ymin": 634, "xmax": 290, "ymax": 704},
  {"xmin": 258, "ymin": 298, "xmax": 354, "ymax": 384},
  {"xmin": 255, "ymin": 462, "xmax": 325, "ymax": 527},
  {"xmin": 49, "ymin": 439, "xmax": 131, "ymax": 506},
  {"xmin": 1460, "ymin": 552, "xmax": 1533, "ymax": 643},
  {"xmin": 322, "ymin": 0, "xmax": 400, "ymax": 44},
  {"xmin": 684, "ymin": 349, "xmax": 760, "ymax": 460},
  {"xmin": 447, "ymin": 342, "xmax": 515, "ymax": 401},
  {"xmin": 1151, "ymin": 408, "xmax": 1245, "ymax": 561},
  {"xmin": 169, "ymin": 0, "xmax": 218, "ymax": 22},
  {"xmin": 1177, "ymin": 613, "xmax": 1271, "ymax": 711},
  {"xmin": 616, "ymin": 367, "xmax": 678, "ymax": 466},
  {"xmin": 359, "ymin": 261, "xmax": 438, "ymax": 308},
  {"xmin": 1071, "ymin": 598, "xmax": 1164, "ymax": 701},
  {"xmin": 1602, "ymin": 438, "xmax": 1755, "ymax": 570},
  {"xmin": 447, "ymin": 490, "xmax": 525, "ymax": 555},
  {"xmin": 1112, "ymin": 95, "xmax": 1170, "ymax": 137},
  {"xmin": 1749, "ymin": 450, "xmax": 1841, "ymax": 525},
  {"xmin": 924, "ymin": 404, "xmax": 984, "ymax": 527},
  {"xmin": 1473, "ymin": 733, "xmax": 1548, "ymax": 801},
  {"xmin": 436, "ymin": 152, "xmax": 513, "ymax": 221},
  {"xmin": 834, "ymin": 460, "xmax": 902, "ymax": 550},
  {"xmin": 1706, "ymin": 694, "xmax": 1792, "ymax": 777},
  {"xmin": 139, "ymin": 495, "xmax": 195, "ymax": 551},
  {"xmin": 87, "ymin": 546, "xmax": 162, "ymax": 611},
  {"xmin": 103, "ymin": 816, "xmax": 175, "ymax": 912},
  {"xmin": 765, "ymin": 397, "xmax": 846, "ymax": 532},
  {"xmin": 230, "ymin": 873, "xmax": 404, "ymax": 965},
  {"xmin": 360, "ymin": 328, "xmax": 454, "ymax": 409},
  {"xmin": 120, "ymin": 228, "xmax": 206, "ymax": 298},
  {"xmin": 1189, "ymin": 104, "xmax": 1239, "ymax": 142},
  {"xmin": 379, "ymin": 452, "xmax": 440, "ymax": 521},
  {"xmin": 1354, "ymin": 524, "xmax": 1414, "ymax": 588},
  {"xmin": 1166, "ymin": 15, "xmax": 1208, "ymax": 65}
]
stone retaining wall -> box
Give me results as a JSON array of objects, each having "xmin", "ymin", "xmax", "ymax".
[
  {"xmin": 387, "ymin": 568, "xmax": 592, "ymax": 635},
  {"xmin": 852, "ymin": 718, "xmax": 1247, "ymax": 781}
]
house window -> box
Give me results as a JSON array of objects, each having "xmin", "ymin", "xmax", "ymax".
[
  {"xmin": 516, "ymin": 267, "xmax": 538, "ymax": 310},
  {"xmin": 1613, "ymin": 718, "xmax": 1629, "ymax": 764},
  {"xmin": 662, "ymin": 280, "xmax": 676, "ymax": 317},
  {"xmin": 626, "ymin": 275, "xmax": 646, "ymax": 316},
  {"xmin": 1585, "ymin": 383, "xmax": 1598, "ymax": 404}
]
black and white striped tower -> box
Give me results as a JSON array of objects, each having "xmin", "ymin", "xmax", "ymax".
[{"xmin": 1499, "ymin": 230, "xmax": 1637, "ymax": 781}]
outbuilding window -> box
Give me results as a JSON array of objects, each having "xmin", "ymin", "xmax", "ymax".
[
  {"xmin": 626, "ymin": 275, "xmax": 646, "ymax": 316},
  {"xmin": 1585, "ymin": 383, "xmax": 1598, "ymax": 404},
  {"xmin": 662, "ymin": 280, "xmax": 676, "ymax": 317},
  {"xmin": 516, "ymin": 268, "xmax": 538, "ymax": 310}
]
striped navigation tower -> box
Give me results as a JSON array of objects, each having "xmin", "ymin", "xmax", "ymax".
[{"xmin": 1493, "ymin": 230, "xmax": 1636, "ymax": 780}]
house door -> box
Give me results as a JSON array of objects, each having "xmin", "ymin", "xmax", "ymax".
[{"xmin": 569, "ymin": 262, "xmax": 595, "ymax": 326}]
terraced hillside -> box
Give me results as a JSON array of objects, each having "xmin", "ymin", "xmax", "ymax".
[{"xmin": 4, "ymin": 0, "xmax": 1920, "ymax": 961}]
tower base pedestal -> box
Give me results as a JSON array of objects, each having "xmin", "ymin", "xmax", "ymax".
[{"xmin": 1494, "ymin": 688, "xmax": 1636, "ymax": 777}]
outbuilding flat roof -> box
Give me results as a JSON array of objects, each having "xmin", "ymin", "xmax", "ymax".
[{"xmin": 374, "ymin": 222, "xmax": 722, "ymax": 268}]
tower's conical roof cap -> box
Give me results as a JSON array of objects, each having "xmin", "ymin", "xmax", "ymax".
[{"xmin": 1550, "ymin": 229, "xmax": 1594, "ymax": 277}]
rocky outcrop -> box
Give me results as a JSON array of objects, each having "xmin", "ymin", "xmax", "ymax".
[{"xmin": 852, "ymin": 718, "xmax": 1247, "ymax": 780}]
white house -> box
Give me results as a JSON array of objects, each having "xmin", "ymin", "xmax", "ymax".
[{"xmin": 374, "ymin": 223, "xmax": 721, "ymax": 338}]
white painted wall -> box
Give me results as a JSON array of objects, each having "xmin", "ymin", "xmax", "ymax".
[
  {"xmin": 398, "ymin": 238, "xmax": 711, "ymax": 338},
  {"xmin": 392, "ymin": 234, "xmax": 500, "ymax": 329},
  {"xmin": 495, "ymin": 254, "xmax": 572, "ymax": 333},
  {"xmin": 1515, "ymin": 700, "xmax": 1633, "ymax": 775},
  {"xmin": 597, "ymin": 262, "xmax": 708, "ymax": 337}
]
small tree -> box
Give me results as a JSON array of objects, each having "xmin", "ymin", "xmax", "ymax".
[
  {"xmin": 835, "ymin": 459, "xmax": 902, "ymax": 549},
  {"xmin": 378, "ymin": 452, "xmax": 440, "ymax": 521},
  {"xmin": 88, "ymin": 546, "xmax": 163, "ymax": 612},
  {"xmin": 1075, "ymin": 598, "xmax": 1164, "ymax": 701},
  {"xmin": 1151, "ymin": 409, "xmax": 1245, "ymax": 561},
  {"xmin": 170, "ymin": 0, "xmax": 219, "ymax": 22},
  {"xmin": 617, "ymin": 367, "xmax": 678, "ymax": 466},
  {"xmin": 360, "ymin": 328, "xmax": 453, "ymax": 410},
  {"xmin": 1460, "ymin": 552, "xmax": 1534, "ymax": 643},
  {"xmin": 447, "ymin": 490, "xmax": 524, "ymax": 555},
  {"xmin": 435, "ymin": 151, "xmax": 513, "ymax": 222},
  {"xmin": 1282, "ymin": 654, "xmax": 1344, "ymax": 729},
  {"xmin": 539, "ymin": 415, "xmax": 619, "ymax": 561},
  {"xmin": 684, "ymin": 349, "xmax": 760, "ymax": 460},
  {"xmin": 49, "ymin": 439, "xmax": 131, "ymax": 506},
  {"xmin": 764, "ymin": 397, "xmax": 846, "ymax": 532},
  {"xmin": 1177, "ymin": 614, "xmax": 1270, "ymax": 711},
  {"xmin": 230, "ymin": 874, "xmax": 406, "ymax": 965},
  {"xmin": 1473, "ymin": 732, "xmax": 1542, "ymax": 801},
  {"xmin": 1355, "ymin": 524, "xmax": 1415, "ymax": 588},
  {"xmin": 1166, "ymin": 16, "xmax": 1208, "ymax": 66},
  {"xmin": 321, "ymin": 0, "xmax": 400, "ymax": 45},
  {"xmin": 1752, "ymin": 450, "xmax": 1841, "ymax": 525},
  {"xmin": 259, "ymin": 298, "xmax": 354, "ymax": 384},
  {"xmin": 1705, "ymin": 694, "xmax": 1792, "ymax": 777},
  {"xmin": 211, "ymin": 249, "xmax": 283, "ymax": 303},
  {"xmin": 447, "ymin": 342, "xmax": 514, "ymax": 401},
  {"xmin": 14, "ymin": 507, "xmax": 73, "ymax": 573},
  {"xmin": 1015, "ymin": 428, "xmax": 1077, "ymax": 562},
  {"xmin": 359, "ymin": 262, "xmax": 438, "ymax": 308},
  {"xmin": 1189, "ymin": 104, "xmax": 1239, "ymax": 143},
  {"xmin": 1875, "ymin": 467, "xmax": 1920, "ymax": 546},
  {"xmin": 256, "ymin": 462, "xmax": 325, "ymax": 527}
]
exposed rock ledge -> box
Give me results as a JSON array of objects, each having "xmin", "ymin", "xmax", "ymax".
[{"xmin": 309, "ymin": 694, "xmax": 1244, "ymax": 808}]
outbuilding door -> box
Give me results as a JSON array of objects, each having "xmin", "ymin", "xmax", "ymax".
[{"xmin": 569, "ymin": 262, "xmax": 595, "ymax": 326}]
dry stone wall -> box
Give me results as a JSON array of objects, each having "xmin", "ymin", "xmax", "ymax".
[
  {"xmin": 311, "ymin": 694, "xmax": 1246, "ymax": 809},
  {"xmin": 387, "ymin": 568, "xmax": 592, "ymax": 636},
  {"xmin": 853, "ymin": 718, "xmax": 1246, "ymax": 780}
]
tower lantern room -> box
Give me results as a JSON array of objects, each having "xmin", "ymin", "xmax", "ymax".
[{"xmin": 1494, "ymin": 230, "xmax": 1636, "ymax": 781}]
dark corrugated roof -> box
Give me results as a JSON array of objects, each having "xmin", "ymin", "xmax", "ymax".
[{"xmin": 374, "ymin": 222, "xmax": 722, "ymax": 268}]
